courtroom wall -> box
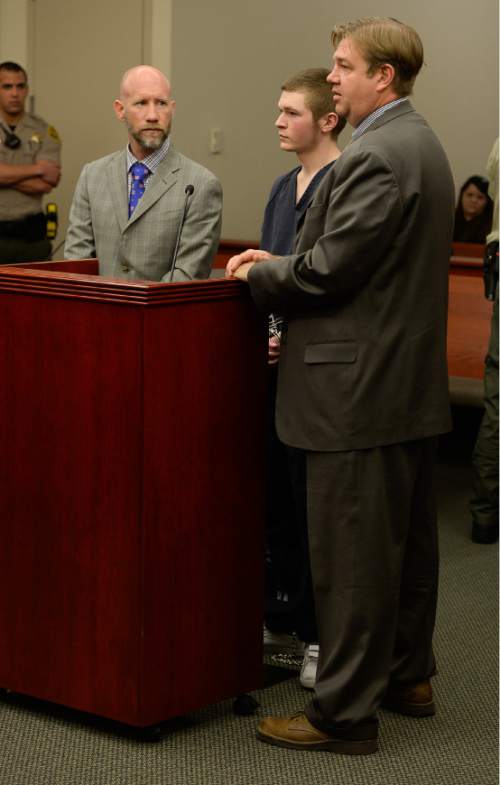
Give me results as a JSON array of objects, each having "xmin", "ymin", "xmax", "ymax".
[
  {"xmin": 0, "ymin": 0, "xmax": 171, "ymax": 251},
  {"xmin": 0, "ymin": 0, "xmax": 29, "ymax": 67},
  {"xmin": 172, "ymin": 0, "xmax": 499, "ymax": 239},
  {"xmin": 0, "ymin": 0, "xmax": 498, "ymax": 245}
]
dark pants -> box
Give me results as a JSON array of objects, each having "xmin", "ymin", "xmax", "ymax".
[
  {"xmin": 305, "ymin": 438, "xmax": 439, "ymax": 738},
  {"xmin": 0, "ymin": 236, "xmax": 51, "ymax": 264},
  {"xmin": 471, "ymin": 283, "xmax": 499, "ymax": 532},
  {"xmin": 265, "ymin": 366, "xmax": 317, "ymax": 643}
]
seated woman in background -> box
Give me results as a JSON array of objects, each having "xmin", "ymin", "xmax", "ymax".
[{"xmin": 453, "ymin": 175, "xmax": 494, "ymax": 244}]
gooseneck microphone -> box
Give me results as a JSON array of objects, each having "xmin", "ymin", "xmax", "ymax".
[{"xmin": 168, "ymin": 184, "xmax": 195, "ymax": 282}]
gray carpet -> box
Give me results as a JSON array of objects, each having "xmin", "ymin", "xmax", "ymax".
[{"xmin": 0, "ymin": 453, "xmax": 497, "ymax": 785}]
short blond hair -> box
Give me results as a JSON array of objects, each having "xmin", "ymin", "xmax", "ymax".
[{"xmin": 331, "ymin": 17, "xmax": 424, "ymax": 96}]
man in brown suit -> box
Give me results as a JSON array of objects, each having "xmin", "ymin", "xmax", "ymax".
[{"xmin": 227, "ymin": 17, "xmax": 455, "ymax": 754}]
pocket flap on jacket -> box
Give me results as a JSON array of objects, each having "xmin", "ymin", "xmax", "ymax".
[{"xmin": 305, "ymin": 342, "xmax": 357, "ymax": 364}]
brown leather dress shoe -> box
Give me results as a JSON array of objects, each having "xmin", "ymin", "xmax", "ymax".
[
  {"xmin": 381, "ymin": 680, "xmax": 436, "ymax": 717},
  {"xmin": 256, "ymin": 713, "xmax": 378, "ymax": 754}
]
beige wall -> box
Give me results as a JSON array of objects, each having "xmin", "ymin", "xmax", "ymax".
[
  {"xmin": 0, "ymin": 0, "xmax": 29, "ymax": 68},
  {"xmin": 30, "ymin": 0, "xmax": 146, "ymax": 254},
  {"xmin": 172, "ymin": 0, "xmax": 499, "ymax": 239},
  {"xmin": 0, "ymin": 0, "xmax": 498, "ymax": 245}
]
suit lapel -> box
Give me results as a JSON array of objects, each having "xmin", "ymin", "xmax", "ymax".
[
  {"xmin": 293, "ymin": 102, "xmax": 417, "ymax": 254},
  {"xmin": 125, "ymin": 147, "xmax": 181, "ymax": 228},
  {"xmin": 107, "ymin": 150, "xmax": 129, "ymax": 234},
  {"xmin": 294, "ymin": 164, "xmax": 336, "ymax": 253}
]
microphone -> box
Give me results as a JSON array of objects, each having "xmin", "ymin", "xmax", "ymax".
[{"xmin": 168, "ymin": 184, "xmax": 195, "ymax": 282}]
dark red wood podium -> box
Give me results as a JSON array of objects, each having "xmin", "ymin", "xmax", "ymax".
[{"xmin": 0, "ymin": 260, "xmax": 267, "ymax": 728}]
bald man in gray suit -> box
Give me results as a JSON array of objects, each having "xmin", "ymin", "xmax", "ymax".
[{"xmin": 65, "ymin": 66, "xmax": 222, "ymax": 282}]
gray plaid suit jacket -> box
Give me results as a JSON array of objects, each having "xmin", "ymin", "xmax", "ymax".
[{"xmin": 64, "ymin": 146, "xmax": 222, "ymax": 282}]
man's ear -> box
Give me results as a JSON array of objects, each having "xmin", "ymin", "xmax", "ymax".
[
  {"xmin": 376, "ymin": 63, "xmax": 396, "ymax": 93},
  {"xmin": 113, "ymin": 98, "xmax": 125, "ymax": 121},
  {"xmin": 319, "ymin": 111, "xmax": 339, "ymax": 134}
]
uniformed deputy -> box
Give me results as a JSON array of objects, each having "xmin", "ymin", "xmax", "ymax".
[{"xmin": 0, "ymin": 61, "xmax": 61, "ymax": 264}]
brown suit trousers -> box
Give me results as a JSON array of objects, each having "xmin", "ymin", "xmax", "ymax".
[{"xmin": 305, "ymin": 438, "xmax": 439, "ymax": 737}]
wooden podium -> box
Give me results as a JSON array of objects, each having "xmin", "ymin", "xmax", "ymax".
[{"xmin": 0, "ymin": 260, "xmax": 267, "ymax": 728}]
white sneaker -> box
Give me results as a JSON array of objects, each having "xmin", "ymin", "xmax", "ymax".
[
  {"xmin": 263, "ymin": 627, "xmax": 304, "ymax": 655},
  {"xmin": 299, "ymin": 644, "xmax": 319, "ymax": 689}
]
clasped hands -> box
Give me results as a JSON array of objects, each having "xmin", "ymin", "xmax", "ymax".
[
  {"xmin": 225, "ymin": 248, "xmax": 277, "ymax": 281},
  {"xmin": 225, "ymin": 248, "xmax": 281, "ymax": 364}
]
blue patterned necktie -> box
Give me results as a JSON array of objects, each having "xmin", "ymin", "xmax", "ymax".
[{"xmin": 128, "ymin": 161, "xmax": 149, "ymax": 217}]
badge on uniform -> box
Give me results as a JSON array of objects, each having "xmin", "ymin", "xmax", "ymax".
[{"xmin": 28, "ymin": 132, "xmax": 42, "ymax": 153}]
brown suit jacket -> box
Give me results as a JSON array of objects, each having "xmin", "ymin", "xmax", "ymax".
[{"xmin": 248, "ymin": 102, "xmax": 455, "ymax": 451}]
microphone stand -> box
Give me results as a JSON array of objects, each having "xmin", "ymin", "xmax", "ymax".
[{"xmin": 168, "ymin": 184, "xmax": 195, "ymax": 282}]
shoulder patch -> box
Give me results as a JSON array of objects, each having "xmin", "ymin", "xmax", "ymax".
[{"xmin": 47, "ymin": 125, "xmax": 61, "ymax": 143}]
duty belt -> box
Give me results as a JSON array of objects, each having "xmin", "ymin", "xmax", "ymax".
[{"xmin": 0, "ymin": 212, "xmax": 47, "ymax": 241}]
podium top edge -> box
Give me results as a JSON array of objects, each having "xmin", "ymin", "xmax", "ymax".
[{"xmin": 0, "ymin": 263, "xmax": 247, "ymax": 305}]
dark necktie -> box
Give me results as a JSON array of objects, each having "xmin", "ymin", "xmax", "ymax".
[{"xmin": 128, "ymin": 162, "xmax": 149, "ymax": 217}]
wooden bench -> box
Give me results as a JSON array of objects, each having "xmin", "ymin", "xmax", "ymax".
[{"xmin": 448, "ymin": 242, "xmax": 491, "ymax": 406}]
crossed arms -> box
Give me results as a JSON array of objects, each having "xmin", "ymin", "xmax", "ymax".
[{"xmin": 0, "ymin": 159, "xmax": 61, "ymax": 195}]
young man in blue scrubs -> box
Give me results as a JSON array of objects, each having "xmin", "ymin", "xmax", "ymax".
[{"xmin": 262, "ymin": 68, "xmax": 345, "ymax": 689}]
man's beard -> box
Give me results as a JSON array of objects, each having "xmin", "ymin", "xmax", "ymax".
[{"xmin": 131, "ymin": 126, "xmax": 169, "ymax": 152}]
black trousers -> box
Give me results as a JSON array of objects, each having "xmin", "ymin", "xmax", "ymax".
[
  {"xmin": 305, "ymin": 437, "xmax": 439, "ymax": 738},
  {"xmin": 471, "ymin": 282, "xmax": 499, "ymax": 531},
  {"xmin": 265, "ymin": 366, "xmax": 317, "ymax": 643},
  {"xmin": 0, "ymin": 236, "xmax": 51, "ymax": 264}
]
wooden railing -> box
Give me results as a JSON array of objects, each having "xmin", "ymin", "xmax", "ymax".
[
  {"xmin": 447, "ymin": 243, "xmax": 491, "ymax": 404},
  {"xmin": 215, "ymin": 241, "xmax": 487, "ymax": 271},
  {"xmin": 213, "ymin": 239, "xmax": 258, "ymax": 269}
]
